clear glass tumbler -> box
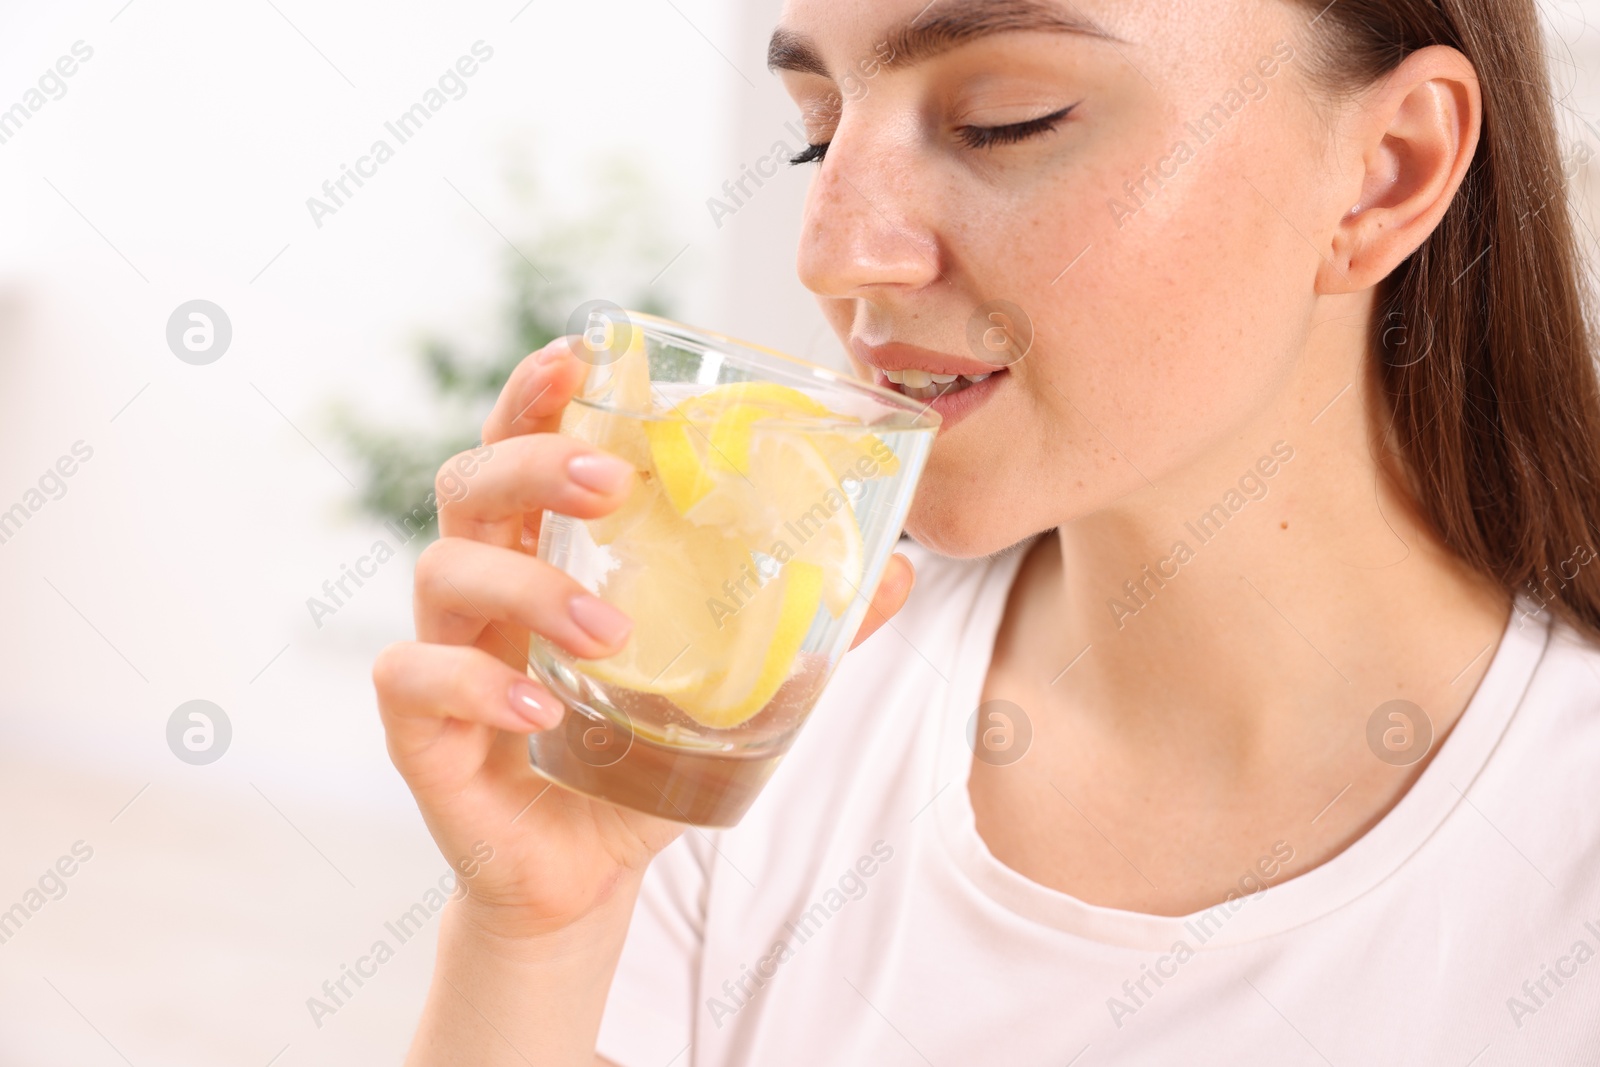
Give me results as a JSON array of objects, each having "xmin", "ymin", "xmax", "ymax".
[{"xmin": 527, "ymin": 308, "xmax": 939, "ymax": 826}]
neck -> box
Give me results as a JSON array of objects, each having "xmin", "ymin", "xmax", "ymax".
[{"xmin": 1041, "ymin": 299, "xmax": 1510, "ymax": 755}]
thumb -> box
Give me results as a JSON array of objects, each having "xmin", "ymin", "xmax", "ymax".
[{"xmin": 848, "ymin": 551, "xmax": 915, "ymax": 651}]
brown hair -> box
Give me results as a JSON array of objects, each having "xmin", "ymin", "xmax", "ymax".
[{"xmin": 1289, "ymin": 0, "xmax": 1600, "ymax": 639}]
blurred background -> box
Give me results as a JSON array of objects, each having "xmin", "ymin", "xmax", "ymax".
[{"xmin": 1, "ymin": 1, "xmax": 1599, "ymax": 1063}]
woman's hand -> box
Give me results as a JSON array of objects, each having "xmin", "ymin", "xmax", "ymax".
[
  {"xmin": 373, "ymin": 336, "xmax": 674, "ymax": 944},
  {"xmin": 375, "ymin": 336, "xmax": 916, "ymax": 1064},
  {"xmin": 372, "ymin": 335, "xmax": 918, "ymax": 946}
]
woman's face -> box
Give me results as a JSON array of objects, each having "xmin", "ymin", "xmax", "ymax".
[{"xmin": 775, "ymin": 0, "xmax": 1346, "ymax": 557}]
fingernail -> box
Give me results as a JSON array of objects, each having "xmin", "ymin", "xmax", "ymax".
[
  {"xmin": 568, "ymin": 453, "xmax": 633, "ymax": 495},
  {"xmin": 509, "ymin": 681, "xmax": 562, "ymax": 730},
  {"xmin": 536, "ymin": 342, "xmax": 567, "ymax": 366},
  {"xmin": 568, "ymin": 594, "xmax": 633, "ymax": 647}
]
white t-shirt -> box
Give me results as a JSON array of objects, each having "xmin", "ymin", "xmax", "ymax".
[{"xmin": 596, "ymin": 537, "xmax": 1600, "ymax": 1066}]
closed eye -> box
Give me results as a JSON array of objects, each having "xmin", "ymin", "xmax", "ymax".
[
  {"xmin": 788, "ymin": 102, "xmax": 1078, "ymax": 166},
  {"xmin": 957, "ymin": 103, "xmax": 1077, "ymax": 149},
  {"xmin": 789, "ymin": 142, "xmax": 828, "ymax": 165}
]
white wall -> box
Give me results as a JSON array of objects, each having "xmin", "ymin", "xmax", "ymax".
[{"xmin": 0, "ymin": 2, "xmax": 744, "ymax": 1063}]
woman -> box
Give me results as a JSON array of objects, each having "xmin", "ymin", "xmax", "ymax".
[{"xmin": 373, "ymin": 0, "xmax": 1600, "ymax": 1062}]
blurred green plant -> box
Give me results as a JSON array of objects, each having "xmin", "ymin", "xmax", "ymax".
[{"xmin": 327, "ymin": 156, "xmax": 681, "ymax": 542}]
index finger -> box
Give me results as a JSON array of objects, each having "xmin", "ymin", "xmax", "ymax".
[{"xmin": 481, "ymin": 336, "xmax": 590, "ymax": 445}]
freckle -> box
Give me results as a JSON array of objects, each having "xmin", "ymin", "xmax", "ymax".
[{"xmin": 1280, "ymin": 521, "xmax": 1288, "ymax": 530}]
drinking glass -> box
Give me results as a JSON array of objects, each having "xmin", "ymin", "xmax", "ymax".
[{"xmin": 527, "ymin": 307, "xmax": 939, "ymax": 826}]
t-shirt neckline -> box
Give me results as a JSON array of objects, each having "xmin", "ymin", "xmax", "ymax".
[{"xmin": 931, "ymin": 541, "xmax": 1554, "ymax": 951}]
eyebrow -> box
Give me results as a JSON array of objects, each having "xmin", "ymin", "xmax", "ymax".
[{"xmin": 767, "ymin": 0, "xmax": 1122, "ymax": 78}]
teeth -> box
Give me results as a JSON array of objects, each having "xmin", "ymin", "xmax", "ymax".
[
  {"xmin": 881, "ymin": 366, "xmax": 1001, "ymax": 402},
  {"xmin": 883, "ymin": 369, "xmax": 997, "ymax": 385}
]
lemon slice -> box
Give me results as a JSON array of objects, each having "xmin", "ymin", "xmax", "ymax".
[
  {"xmin": 707, "ymin": 401, "xmax": 782, "ymax": 474},
  {"xmin": 815, "ymin": 431, "xmax": 900, "ymax": 482},
  {"xmin": 644, "ymin": 382, "xmax": 898, "ymax": 518},
  {"xmin": 684, "ymin": 381, "xmax": 830, "ymax": 420},
  {"xmin": 689, "ymin": 382, "xmax": 900, "ymax": 483},
  {"xmin": 643, "ymin": 411, "xmax": 717, "ymax": 514},
  {"xmin": 565, "ymin": 321, "xmax": 656, "ymax": 546},
  {"xmin": 581, "ymin": 511, "xmax": 750, "ymax": 698},
  {"xmin": 581, "ymin": 530, "xmax": 825, "ymax": 729},
  {"xmin": 646, "ymin": 389, "xmax": 801, "ymax": 510},
  {"xmin": 675, "ymin": 559, "xmax": 824, "ymax": 728},
  {"xmin": 746, "ymin": 430, "xmax": 864, "ymax": 618},
  {"xmin": 598, "ymin": 316, "xmax": 654, "ymax": 413},
  {"xmin": 653, "ymin": 395, "xmax": 869, "ymax": 618},
  {"xmin": 573, "ymin": 377, "xmax": 887, "ymax": 727},
  {"xmin": 796, "ymin": 505, "xmax": 864, "ymax": 619},
  {"xmin": 580, "ymin": 559, "xmax": 722, "ymax": 697},
  {"xmin": 563, "ymin": 320, "xmax": 652, "ymax": 463},
  {"xmin": 583, "ymin": 480, "xmax": 656, "ymax": 547}
]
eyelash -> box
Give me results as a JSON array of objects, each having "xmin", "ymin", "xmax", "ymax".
[
  {"xmin": 958, "ymin": 103, "xmax": 1077, "ymax": 149},
  {"xmin": 789, "ymin": 142, "xmax": 828, "ymax": 165},
  {"xmin": 787, "ymin": 103, "xmax": 1077, "ymax": 166}
]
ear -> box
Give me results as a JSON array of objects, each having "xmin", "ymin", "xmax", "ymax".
[{"xmin": 1320, "ymin": 46, "xmax": 1482, "ymax": 293}]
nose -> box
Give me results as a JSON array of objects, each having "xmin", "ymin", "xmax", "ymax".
[{"xmin": 795, "ymin": 120, "xmax": 944, "ymax": 300}]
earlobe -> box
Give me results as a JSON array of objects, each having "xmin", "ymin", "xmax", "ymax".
[{"xmin": 1319, "ymin": 46, "xmax": 1482, "ymax": 295}]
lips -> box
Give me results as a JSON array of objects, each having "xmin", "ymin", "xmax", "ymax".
[{"xmin": 848, "ymin": 337, "xmax": 1012, "ymax": 433}]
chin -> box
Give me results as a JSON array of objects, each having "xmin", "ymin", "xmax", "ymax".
[{"xmin": 901, "ymin": 480, "xmax": 1036, "ymax": 560}]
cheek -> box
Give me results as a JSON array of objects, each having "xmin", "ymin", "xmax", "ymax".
[{"xmin": 1020, "ymin": 131, "xmax": 1318, "ymax": 476}]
